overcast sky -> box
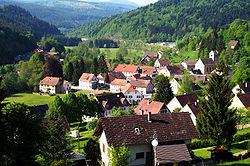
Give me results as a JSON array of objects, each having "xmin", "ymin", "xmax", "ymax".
[{"xmin": 129, "ymin": 0, "xmax": 158, "ymax": 6}]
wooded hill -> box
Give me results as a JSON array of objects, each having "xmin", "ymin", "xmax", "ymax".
[
  {"xmin": 69, "ymin": 0, "xmax": 249, "ymax": 42},
  {"xmin": 0, "ymin": 5, "xmax": 61, "ymax": 39}
]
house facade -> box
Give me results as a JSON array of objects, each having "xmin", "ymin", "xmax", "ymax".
[
  {"xmin": 170, "ymin": 78, "xmax": 181, "ymax": 94},
  {"xmin": 167, "ymin": 93, "xmax": 199, "ymax": 112},
  {"xmin": 232, "ymin": 82, "xmax": 250, "ymax": 95},
  {"xmin": 154, "ymin": 58, "xmax": 170, "ymax": 68},
  {"xmin": 230, "ymin": 93, "xmax": 250, "ymax": 110},
  {"xmin": 121, "ymin": 83, "xmax": 143, "ymax": 104},
  {"xmin": 97, "ymin": 72, "xmax": 126, "ymax": 84},
  {"xmin": 180, "ymin": 103, "xmax": 199, "ymax": 125},
  {"xmin": 110, "ymin": 79, "xmax": 128, "ymax": 93},
  {"xmin": 39, "ymin": 77, "xmax": 71, "ymax": 94},
  {"xmin": 157, "ymin": 65, "xmax": 184, "ymax": 77},
  {"xmin": 181, "ymin": 60, "xmax": 196, "ymax": 69},
  {"xmin": 79, "ymin": 73, "xmax": 98, "ymax": 91},
  {"xmin": 209, "ymin": 50, "xmax": 219, "ymax": 62},
  {"xmin": 195, "ymin": 58, "xmax": 216, "ymax": 74},
  {"xmin": 95, "ymin": 93, "xmax": 131, "ymax": 116},
  {"xmin": 139, "ymin": 66, "xmax": 158, "ymax": 77},
  {"xmin": 94, "ymin": 113, "xmax": 198, "ymax": 166},
  {"xmin": 130, "ymin": 79, "xmax": 154, "ymax": 95}
]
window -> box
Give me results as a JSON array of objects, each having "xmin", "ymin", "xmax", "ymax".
[
  {"xmin": 136, "ymin": 152, "xmax": 144, "ymax": 159},
  {"xmin": 103, "ymin": 143, "xmax": 105, "ymax": 153}
]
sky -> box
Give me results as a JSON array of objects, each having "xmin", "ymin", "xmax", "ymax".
[{"xmin": 128, "ymin": 0, "xmax": 158, "ymax": 6}]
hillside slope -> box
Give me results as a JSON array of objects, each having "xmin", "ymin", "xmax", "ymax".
[
  {"xmin": 69, "ymin": 0, "xmax": 250, "ymax": 42},
  {"xmin": 0, "ymin": 5, "xmax": 61, "ymax": 38}
]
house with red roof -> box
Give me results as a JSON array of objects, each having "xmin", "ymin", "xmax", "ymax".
[
  {"xmin": 135, "ymin": 99, "xmax": 169, "ymax": 115},
  {"xmin": 39, "ymin": 77, "xmax": 71, "ymax": 94},
  {"xmin": 230, "ymin": 92, "xmax": 250, "ymax": 110},
  {"xmin": 139, "ymin": 66, "xmax": 158, "ymax": 77},
  {"xmin": 121, "ymin": 83, "xmax": 143, "ymax": 104},
  {"xmin": 130, "ymin": 79, "xmax": 154, "ymax": 95},
  {"xmin": 110, "ymin": 79, "xmax": 128, "ymax": 93},
  {"xmin": 167, "ymin": 93, "xmax": 199, "ymax": 112},
  {"xmin": 180, "ymin": 103, "xmax": 200, "ymax": 125},
  {"xmin": 79, "ymin": 73, "xmax": 98, "ymax": 91},
  {"xmin": 113, "ymin": 64, "xmax": 139, "ymax": 77},
  {"xmin": 97, "ymin": 72, "xmax": 126, "ymax": 84},
  {"xmin": 94, "ymin": 113, "xmax": 198, "ymax": 166}
]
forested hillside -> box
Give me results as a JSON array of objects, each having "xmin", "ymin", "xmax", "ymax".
[
  {"xmin": 0, "ymin": 5, "xmax": 61, "ymax": 39},
  {"xmin": 0, "ymin": 25, "xmax": 36, "ymax": 65},
  {"xmin": 69, "ymin": 0, "xmax": 249, "ymax": 42}
]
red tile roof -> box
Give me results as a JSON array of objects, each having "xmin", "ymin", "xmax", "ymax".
[
  {"xmin": 143, "ymin": 52, "xmax": 158, "ymax": 58},
  {"xmin": 110, "ymin": 79, "xmax": 128, "ymax": 86},
  {"xmin": 237, "ymin": 92, "xmax": 250, "ymax": 109},
  {"xmin": 94, "ymin": 113, "xmax": 198, "ymax": 146},
  {"xmin": 40, "ymin": 77, "xmax": 60, "ymax": 86},
  {"xmin": 135, "ymin": 99, "xmax": 165, "ymax": 115},
  {"xmin": 106, "ymin": 62, "xmax": 111, "ymax": 68},
  {"xmin": 121, "ymin": 83, "xmax": 138, "ymax": 93},
  {"xmin": 140, "ymin": 66, "xmax": 155, "ymax": 75},
  {"xmin": 175, "ymin": 93, "xmax": 199, "ymax": 107},
  {"xmin": 130, "ymin": 79, "xmax": 151, "ymax": 88},
  {"xmin": 155, "ymin": 143, "xmax": 192, "ymax": 164},
  {"xmin": 79, "ymin": 73, "xmax": 95, "ymax": 82},
  {"xmin": 113, "ymin": 64, "xmax": 138, "ymax": 73}
]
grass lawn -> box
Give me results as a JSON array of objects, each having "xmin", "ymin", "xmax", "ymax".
[
  {"xmin": 193, "ymin": 140, "xmax": 250, "ymax": 160},
  {"xmin": 3, "ymin": 91, "xmax": 90, "ymax": 106},
  {"xmin": 171, "ymin": 50, "xmax": 199, "ymax": 64},
  {"xmin": 217, "ymin": 159, "xmax": 250, "ymax": 165}
]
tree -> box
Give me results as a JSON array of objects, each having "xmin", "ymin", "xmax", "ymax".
[
  {"xmin": 86, "ymin": 119, "xmax": 98, "ymax": 131},
  {"xmin": 40, "ymin": 37, "xmax": 65, "ymax": 54},
  {"xmin": 0, "ymin": 72, "xmax": 20, "ymax": 95},
  {"xmin": 44, "ymin": 57, "xmax": 63, "ymax": 77},
  {"xmin": 178, "ymin": 74, "xmax": 195, "ymax": 95},
  {"xmin": 231, "ymin": 69, "xmax": 248, "ymax": 85},
  {"xmin": 154, "ymin": 75, "xmax": 174, "ymax": 104},
  {"xmin": 63, "ymin": 62, "xmax": 74, "ymax": 81},
  {"xmin": 41, "ymin": 111, "xmax": 71, "ymax": 165},
  {"xmin": 91, "ymin": 58, "xmax": 99, "ymax": 76},
  {"xmin": 216, "ymin": 56, "xmax": 227, "ymax": 73},
  {"xmin": 109, "ymin": 143, "xmax": 130, "ymax": 166},
  {"xmin": 109, "ymin": 107, "xmax": 134, "ymax": 117},
  {"xmin": 83, "ymin": 137, "xmax": 100, "ymax": 166},
  {"xmin": 196, "ymin": 71, "xmax": 237, "ymax": 147},
  {"xmin": 98, "ymin": 55, "xmax": 108, "ymax": 74},
  {"xmin": 0, "ymin": 103, "xmax": 45, "ymax": 165},
  {"xmin": 29, "ymin": 52, "xmax": 45, "ymax": 64}
]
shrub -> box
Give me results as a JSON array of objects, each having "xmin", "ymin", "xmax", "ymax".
[
  {"xmin": 86, "ymin": 119, "xmax": 98, "ymax": 131},
  {"xmin": 190, "ymin": 139, "xmax": 216, "ymax": 149},
  {"xmin": 233, "ymin": 133, "xmax": 250, "ymax": 142}
]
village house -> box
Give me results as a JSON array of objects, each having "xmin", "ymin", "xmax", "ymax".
[
  {"xmin": 167, "ymin": 93, "xmax": 199, "ymax": 112},
  {"xmin": 229, "ymin": 40, "xmax": 238, "ymax": 49},
  {"xmin": 110, "ymin": 79, "xmax": 128, "ymax": 93},
  {"xmin": 195, "ymin": 58, "xmax": 217, "ymax": 75},
  {"xmin": 209, "ymin": 50, "xmax": 219, "ymax": 62},
  {"xmin": 79, "ymin": 73, "xmax": 98, "ymax": 91},
  {"xmin": 135, "ymin": 99, "xmax": 169, "ymax": 115},
  {"xmin": 232, "ymin": 82, "xmax": 250, "ymax": 95},
  {"xmin": 139, "ymin": 66, "xmax": 158, "ymax": 77},
  {"xmin": 230, "ymin": 93, "xmax": 250, "ymax": 110},
  {"xmin": 113, "ymin": 64, "xmax": 139, "ymax": 77},
  {"xmin": 170, "ymin": 78, "xmax": 181, "ymax": 94},
  {"xmin": 141, "ymin": 52, "xmax": 158, "ymax": 64},
  {"xmin": 154, "ymin": 58, "xmax": 171, "ymax": 68},
  {"xmin": 158, "ymin": 65, "xmax": 185, "ymax": 77},
  {"xmin": 121, "ymin": 83, "xmax": 143, "ymax": 104},
  {"xmin": 95, "ymin": 93, "xmax": 131, "ymax": 116},
  {"xmin": 130, "ymin": 79, "xmax": 154, "ymax": 95},
  {"xmin": 97, "ymin": 72, "xmax": 126, "ymax": 84},
  {"xmin": 181, "ymin": 60, "xmax": 196, "ymax": 69},
  {"xmin": 39, "ymin": 77, "xmax": 71, "ymax": 94},
  {"xmin": 180, "ymin": 103, "xmax": 200, "ymax": 125},
  {"xmin": 94, "ymin": 113, "xmax": 198, "ymax": 166}
]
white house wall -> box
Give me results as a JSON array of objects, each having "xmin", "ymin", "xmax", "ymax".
[
  {"xmin": 100, "ymin": 131, "xmax": 110, "ymax": 166},
  {"xmin": 128, "ymin": 144, "xmax": 152, "ymax": 166},
  {"xmin": 167, "ymin": 97, "xmax": 183, "ymax": 112},
  {"xmin": 195, "ymin": 59, "xmax": 205, "ymax": 74},
  {"xmin": 180, "ymin": 105, "xmax": 197, "ymax": 125}
]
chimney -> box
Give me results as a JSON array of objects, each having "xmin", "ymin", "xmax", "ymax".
[
  {"xmin": 194, "ymin": 101, "xmax": 197, "ymax": 106},
  {"xmin": 148, "ymin": 112, "xmax": 152, "ymax": 123}
]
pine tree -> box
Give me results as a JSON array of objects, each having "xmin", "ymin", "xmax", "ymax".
[
  {"xmin": 104, "ymin": 72, "xmax": 109, "ymax": 83},
  {"xmin": 154, "ymin": 75, "xmax": 173, "ymax": 104},
  {"xmin": 196, "ymin": 71, "xmax": 237, "ymax": 147},
  {"xmin": 216, "ymin": 56, "xmax": 227, "ymax": 73},
  {"xmin": 72, "ymin": 61, "xmax": 81, "ymax": 85},
  {"xmin": 98, "ymin": 55, "xmax": 108, "ymax": 74},
  {"xmin": 64, "ymin": 62, "xmax": 74, "ymax": 81}
]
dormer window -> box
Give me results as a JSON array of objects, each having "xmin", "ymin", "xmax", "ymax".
[{"xmin": 135, "ymin": 128, "xmax": 140, "ymax": 135}]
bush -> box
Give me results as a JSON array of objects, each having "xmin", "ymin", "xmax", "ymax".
[
  {"xmin": 86, "ymin": 119, "xmax": 98, "ymax": 131},
  {"xmin": 233, "ymin": 133, "xmax": 250, "ymax": 143},
  {"xmin": 190, "ymin": 139, "xmax": 216, "ymax": 149}
]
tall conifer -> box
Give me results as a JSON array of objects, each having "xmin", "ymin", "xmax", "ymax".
[
  {"xmin": 196, "ymin": 71, "xmax": 237, "ymax": 147},
  {"xmin": 154, "ymin": 75, "xmax": 173, "ymax": 104}
]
